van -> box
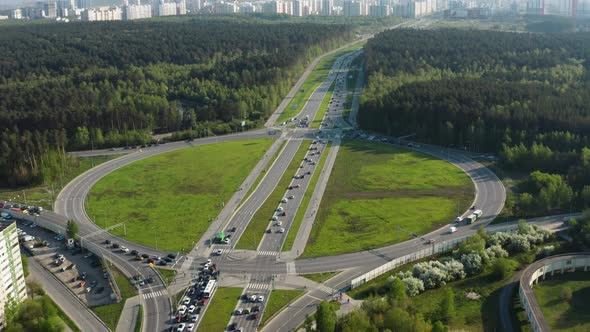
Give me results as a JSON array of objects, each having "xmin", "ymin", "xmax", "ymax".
[{"xmin": 449, "ymin": 227, "xmax": 457, "ymax": 234}]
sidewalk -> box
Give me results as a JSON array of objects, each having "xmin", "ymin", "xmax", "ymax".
[
  {"xmin": 115, "ymin": 296, "xmax": 140, "ymax": 332},
  {"xmin": 281, "ymin": 136, "xmax": 342, "ymax": 260}
]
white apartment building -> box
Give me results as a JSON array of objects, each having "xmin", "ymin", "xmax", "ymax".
[
  {"xmin": 124, "ymin": 4, "xmax": 152, "ymax": 19},
  {"xmin": 214, "ymin": 1, "xmax": 238, "ymax": 13},
  {"xmin": 343, "ymin": 0, "xmax": 362, "ymax": 15},
  {"xmin": 82, "ymin": 6, "xmax": 122, "ymax": 20},
  {"xmin": 239, "ymin": 2, "xmax": 256, "ymax": 12},
  {"xmin": 11, "ymin": 9, "xmax": 23, "ymax": 19},
  {"xmin": 321, "ymin": 0, "xmax": 333, "ymax": 14},
  {"xmin": 0, "ymin": 223, "xmax": 27, "ymax": 329}
]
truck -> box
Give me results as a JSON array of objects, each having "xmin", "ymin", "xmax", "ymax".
[{"xmin": 464, "ymin": 214, "xmax": 477, "ymax": 224}]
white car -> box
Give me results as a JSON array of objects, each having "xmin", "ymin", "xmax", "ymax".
[
  {"xmin": 278, "ymin": 228, "xmax": 285, "ymax": 234},
  {"xmin": 177, "ymin": 323, "xmax": 186, "ymax": 332},
  {"xmin": 249, "ymin": 295, "xmax": 257, "ymax": 303},
  {"xmin": 275, "ymin": 221, "xmax": 282, "ymax": 226},
  {"xmin": 455, "ymin": 216, "xmax": 463, "ymax": 223},
  {"xmin": 186, "ymin": 323, "xmax": 195, "ymax": 331},
  {"xmin": 235, "ymin": 308, "xmax": 244, "ymax": 315},
  {"xmin": 258, "ymin": 295, "xmax": 265, "ymax": 303},
  {"xmin": 188, "ymin": 305, "xmax": 196, "ymax": 314},
  {"xmin": 183, "ymin": 297, "xmax": 191, "ymax": 305},
  {"xmin": 177, "ymin": 305, "xmax": 187, "ymax": 316},
  {"xmin": 206, "ymin": 259, "xmax": 211, "ymax": 265},
  {"xmin": 271, "ymin": 216, "xmax": 278, "ymax": 221},
  {"xmin": 215, "ymin": 249, "xmax": 223, "ymax": 255},
  {"xmin": 288, "ymin": 195, "xmax": 295, "ymax": 199},
  {"xmin": 281, "ymin": 198, "xmax": 287, "ymax": 203},
  {"xmin": 120, "ymin": 246, "xmax": 130, "ymax": 253},
  {"xmin": 191, "ymin": 315, "xmax": 198, "ymax": 322}
]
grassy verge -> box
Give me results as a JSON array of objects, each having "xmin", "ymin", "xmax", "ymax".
[
  {"xmin": 310, "ymin": 81, "xmax": 335, "ymax": 129},
  {"xmin": 276, "ymin": 44, "xmax": 364, "ymax": 124},
  {"xmin": 533, "ymin": 271, "xmax": 590, "ymax": 331},
  {"xmin": 283, "ymin": 143, "xmax": 331, "ymax": 252},
  {"xmin": 45, "ymin": 294, "xmax": 81, "ymax": 332},
  {"xmin": 260, "ymin": 289, "xmax": 305, "ymax": 327},
  {"xmin": 342, "ymin": 54, "xmax": 363, "ymax": 123},
  {"xmin": 302, "ymin": 140, "xmax": 473, "ymax": 258},
  {"xmin": 197, "ymin": 287, "xmax": 242, "ymax": 332},
  {"xmin": 134, "ymin": 305, "xmax": 143, "ymax": 332},
  {"xmin": 236, "ymin": 142, "xmax": 309, "ymax": 250},
  {"xmin": 87, "ymin": 138, "xmax": 274, "ymax": 252},
  {"xmin": 243, "ymin": 139, "xmax": 288, "ymax": 202},
  {"xmin": 301, "ymin": 271, "xmax": 340, "ymax": 284},
  {"xmin": 0, "ymin": 154, "xmax": 122, "ymax": 210},
  {"xmin": 510, "ymin": 282, "xmax": 533, "ymax": 332},
  {"xmin": 155, "ymin": 268, "xmax": 176, "ymax": 286},
  {"xmin": 91, "ymin": 263, "xmax": 138, "ymax": 330}
]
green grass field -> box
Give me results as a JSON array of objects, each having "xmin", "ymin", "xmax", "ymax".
[
  {"xmin": 0, "ymin": 154, "xmax": 122, "ymax": 210},
  {"xmin": 260, "ymin": 289, "xmax": 305, "ymax": 327},
  {"xmin": 236, "ymin": 142, "xmax": 308, "ymax": 250},
  {"xmin": 533, "ymin": 271, "xmax": 590, "ymax": 332},
  {"xmin": 134, "ymin": 305, "xmax": 143, "ymax": 332},
  {"xmin": 276, "ymin": 44, "xmax": 363, "ymax": 125},
  {"xmin": 92, "ymin": 263, "xmax": 138, "ymax": 330},
  {"xmin": 302, "ymin": 140, "xmax": 472, "ymax": 257},
  {"xmin": 197, "ymin": 287, "xmax": 242, "ymax": 332},
  {"xmin": 310, "ymin": 81, "xmax": 335, "ymax": 129},
  {"xmin": 283, "ymin": 143, "xmax": 331, "ymax": 252},
  {"xmin": 301, "ymin": 271, "xmax": 340, "ymax": 284},
  {"xmin": 86, "ymin": 139, "xmax": 274, "ymax": 252}
]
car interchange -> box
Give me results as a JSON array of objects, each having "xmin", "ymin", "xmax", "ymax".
[{"xmin": 0, "ymin": 44, "xmax": 508, "ymax": 332}]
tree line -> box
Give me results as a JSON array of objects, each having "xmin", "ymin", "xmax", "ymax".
[
  {"xmin": 358, "ymin": 29, "xmax": 590, "ymax": 216},
  {"xmin": 0, "ymin": 17, "xmax": 353, "ymax": 187}
]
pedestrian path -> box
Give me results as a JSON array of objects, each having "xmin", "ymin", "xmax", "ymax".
[
  {"xmin": 317, "ymin": 285, "xmax": 337, "ymax": 295},
  {"xmin": 247, "ymin": 282, "xmax": 270, "ymax": 290},
  {"xmin": 142, "ymin": 290, "xmax": 165, "ymax": 299},
  {"xmin": 257, "ymin": 250, "xmax": 279, "ymax": 256}
]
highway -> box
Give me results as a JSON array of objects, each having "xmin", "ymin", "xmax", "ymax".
[{"xmin": 7, "ymin": 20, "xmax": 510, "ymax": 332}]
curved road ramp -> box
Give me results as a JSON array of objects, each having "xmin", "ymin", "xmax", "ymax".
[{"xmin": 519, "ymin": 253, "xmax": 590, "ymax": 332}]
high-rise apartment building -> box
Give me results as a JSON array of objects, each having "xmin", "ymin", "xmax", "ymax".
[
  {"xmin": 321, "ymin": 0, "xmax": 333, "ymax": 14},
  {"xmin": 343, "ymin": 0, "xmax": 362, "ymax": 15},
  {"xmin": 0, "ymin": 222, "xmax": 27, "ymax": 329}
]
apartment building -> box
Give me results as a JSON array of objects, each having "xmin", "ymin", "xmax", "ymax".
[{"xmin": 0, "ymin": 222, "xmax": 27, "ymax": 329}]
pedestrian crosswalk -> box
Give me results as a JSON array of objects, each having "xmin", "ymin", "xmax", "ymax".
[
  {"xmin": 215, "ymin": 248, "xmax": 232, "ymax": 255},
  {"xmin": 247, "ymin": 283, "xmax": 269, "ymax": 290},
  {"xmin": 257, "ymin": 250, "xmax": 279, "ymax": 256},
  {"xmin": 142, "ymin": 290, "xmax": 164, "ymax": 299},
  {"xmin": 317, "ymin": 285, "xmax": 337, "ymax": 295}
]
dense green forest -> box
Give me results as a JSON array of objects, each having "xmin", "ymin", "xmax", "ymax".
[
  {"xmin": 0, "ymin": 17, "xmax": 353, "ymax": 187},
  {"xmin": 358, "ymin": 29, "xmax": 590, "ymax": 216}
]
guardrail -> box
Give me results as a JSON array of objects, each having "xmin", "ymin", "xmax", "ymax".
[
  {"xmin": 519, "ymin": 253, "xmax": 590, "ymax": 332},
  {"xmin": 350, "ymin": 224, "xmax": 521, "ymax": 289}
]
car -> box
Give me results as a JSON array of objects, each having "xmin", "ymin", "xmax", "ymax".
[
  {"xmin": 141, "ymin": 253, "xmax": 150, "ymax": 259},
  {"xmin": 214, "ymin": 249, "xmax": 223, "ymax": 255},
  {"xmin": 275, "ymin": 221, "xmax": 282, "ymax": 226},
  {"xmin": 176, "ymin": 323, "xmax": 186, "ymax": 332},
  {"xmin": 191, "ymin": 314, "xmax": 198, "ymax": 322},
  {"xmin": 235, "ymin": 308, "xmax": 243, "ymax": 315},
  {"xmin": 203, "ymin": 263, "xmax": 210, "ymax": 270},
  {"xmin": 271, "ymin": 216, "xmax": 278, "ymax": 221},
  {"xmin": 252, "ymin": 305, "xmax": 259, "ymax": 312},
  {"xmin": 288, "ymin": 195, "xmax": 295, "ymax": 199},
  {"xmin": 266, "ymin": 229, "xmax": 271, "ymax": 233},
  {"xmin": 112, "ymin": 243, "xmax": 120, "ymax": 249},
  {"xmin": 177, "ymin": 305, "xmax": 187, "ymax": 316},
  {"xmin": 250, "ymin": 312, "xmax": 259, "ymax": 320},
  {"xmin": 280, "ymin": 211, "xmax": 286, "ymax": 216},
  {"xmin": 258, "ymin": 295, "xmax": 264, "ymax": 302},
  {"xmin": 164, "ymin": 257, "xmax": 173, "ymax": 263},
  {"xmin": 130, "ymin": 250, "xmax": 138, "ymax": 256},
  {"xmin": 158, "ymin": 260, "xmax": 168, "ymax": 266},
  {"xmin": 104, "ymin": 239, "xmax": 111, "ymax": 245},
  {"xmin": 183, "ymin": 297, "xmax": 191, "ymax": 305},
  {"xmin": 236, "ymin": 328, "xmax": 244, "ymax": 332},
  {"xmin": 188, "ymin": 305, "xmax": 196, "ymax": 314},
  {"xmin": 249, "ymin": 295, "xmax": 257, "ymax": 303},
  {"xmin": 454, "ymin": 216, "xmax": 463, "ymax": 223},
  {"xmin": 306, "ymin": 171, "xmax": 311, "ymax": 175},
  {"xmin": 294, "ymin": 184, "xmax": 300, "ymax": 188},
  {"xmin": 427, "ymin": 239, "xmax": 436, "ymax": 244},
  {"xmin": 243, "ymin": 308, "xmax": 250, "ymax": 315},
  {"xmin": 120, "ymin": 247, "xmax": 130, "ymax": 253},
  {"xmin": 186, "ymin": 323, "xmax": 195, "ymax": 331},
  {"xmin": 222, "ymin": 238, "xmax": 230, "ymax": 244},
  {"xmin": 281, "ymin": 198, "xmax": 288, "ymax": 203},
  {"xmin": 168, "ymin": 253, "xmax": 177, "ymax": 259},
  {"xmin": 227, "ymin": 323, "xmax": 236, "ymax": 331},
  {"xmin": 229, "ymin": 227, "xmax": 237, "ymax": 232},
  {"xmin": 206, "ymin": 259, "xmax": 211, "ymax": 265}
]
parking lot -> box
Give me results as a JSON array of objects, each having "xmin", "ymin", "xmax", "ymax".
[{"xmin": 15, "ymin": 219, "xmax": 114, "ymax": 306}]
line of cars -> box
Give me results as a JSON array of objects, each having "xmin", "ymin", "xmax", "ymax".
[
  {"xmin": 102, "ymin": 239, "xmax": 177, "ymax": 267},
  {"xmin": 0, "ymin": 201, "xmax": 43, "ymax": 215}
]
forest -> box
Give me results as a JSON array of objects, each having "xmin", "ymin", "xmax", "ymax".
[
  {"xmin": 358, "ymin": 29, "xmax": 590, "ymax": 216},
  {"xmin": 0, "ymin": 17, "xmax": 353, "ymax": 186}
]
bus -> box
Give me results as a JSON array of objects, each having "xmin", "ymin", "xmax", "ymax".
[
  {"xmin": 473, "ymin": 210, "xmax": 483, "ymax": 218},
  {"xmin": 203, "ymin": 280, "xmax": 217, "ymax": 298},
  {"xmin": 464, "ymin": 214, "xmax": 477, "ymax": 224}
]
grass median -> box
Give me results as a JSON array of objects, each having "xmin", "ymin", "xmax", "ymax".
[
  {"xmin": 91, "ymin": 263, "xmax": 138, "ymax": 330},
  {"xmin": 236, "ymin": 142, "xmax": 308, "ymax": 250},
  {"xmin": 87, "ymin": 138, "xmax": 274, "ymax": 252},
  {"xmin": 155, "ymin": 267, "xmax": 176, "ymax": 286},
  {"xmin": 197, "ymin": 287, "xmax": 242, "ymax": 332},
  {"xmin": 302, "ymin": 140, "xmax": 473, "ymax": 258},
  {"xmin": 276, "ymin": 44, "xmax": 364, "ymax": 125},
  {"xmin": 260, "ymin": 289, "xmax": 305, "ymax": 327},
  {"xmin": 243, "ymin": 139, "xmax": 288, "ymax": 202},
  {"xmin": 301, "ymin": 271, "xmax": 340, "ymax": 284},
  {"xmin": 282, "ymin": 143, "xmax": 331, "ymax": 252},
  {"xmin": 310, "ymin": 81, "xmax": 335, "ymax": 129}
]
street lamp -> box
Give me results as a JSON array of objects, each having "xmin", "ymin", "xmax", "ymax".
[{"xmin": 152, "ymin": 227, "xmax": 158, "ymax": 250}]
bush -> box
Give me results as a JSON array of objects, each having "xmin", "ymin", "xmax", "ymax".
[
  {"xmin": 560, "ymin": 286, "xmax": 573, "ymax": 301},
  {"xmin": 490, "ymin": 258, "xmax": 517, "ymax": 280},
  {"xmin": 460, "ymin": 253, "xmax": 483, "ymax": 275},
  {"xmin": 485, "ymin": 245, "xmax": 508, "ymax": 260},
  {"xmin": 400, "ymin": 277, "xmax": 424, "ymax": 297}
]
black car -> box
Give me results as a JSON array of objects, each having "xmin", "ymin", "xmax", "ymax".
[
  {"xmin": 130, "ymin": 250, "xmax": 138, "ymax": 256},
  {"xmin": 146, "ymin": 277, "xmax": 154, "ymax": 284},
  {"xmin": 229, "ymin": 227, "xmax": 237, "ymax": 232},
  {"xmin": 164, "ymin": 257, "xmax": 173, "ymax": 263},
  {"xmin": 167, "ymin": 253, "xmax": 176, "ymax": 259},
  {"xmin": 104, "ymin": 239, "xmax": 111, "ymax": 245},
  {"xmin": 112, "ymin": 243, "xmax": 120, "ymax": 249},
  {"xmin": 228, "ymin": 323, "xmax": 236, "ymax": 331},
  {"xmin": 141, "ymin": 253, "xmax": 150, "ymax": 259},
  {"xmin": 158, "ymin": 260, "xmax": 167, "ymax": 266}
]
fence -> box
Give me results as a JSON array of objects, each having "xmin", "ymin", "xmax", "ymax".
[{"xmin": 350, "ymin": 223, "xmax": 522, "ymax": 289}]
